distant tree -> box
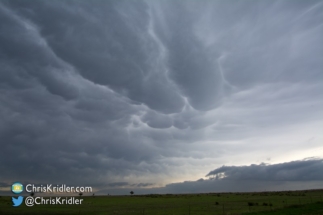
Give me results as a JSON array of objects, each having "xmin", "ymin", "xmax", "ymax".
[
  {"xmin": 30, "ymin": 192, "xmax": 35, "ymax": 196},
  {"xmin": 79, "ymin": 192, "xmax": 83, "ymax": 197},
  {"xmin": 92, "ymin": 193, "xmax": 95, "ymax": 198},
  {"xmin": 130, "ymin": 191, "xmax": 134, "ymax": 195}
]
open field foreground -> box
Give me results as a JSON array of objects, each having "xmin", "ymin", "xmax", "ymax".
[{"xmin": 1, "ymin": 190, "xmax": 323, "ymax": 215}]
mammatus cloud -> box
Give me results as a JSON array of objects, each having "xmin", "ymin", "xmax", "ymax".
[{"xmin": 0, "ymin": 0, "xmax": 322, "ymax": 194}]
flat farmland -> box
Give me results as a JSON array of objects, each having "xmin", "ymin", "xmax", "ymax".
[{"xmin": 1, "ymin": 189, "xmax": 322, "ymax": 215}]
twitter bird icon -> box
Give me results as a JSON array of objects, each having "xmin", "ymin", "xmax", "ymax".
[{"xmin": 12, "ymin": 196, "xmax": 23, "ymax": 207}]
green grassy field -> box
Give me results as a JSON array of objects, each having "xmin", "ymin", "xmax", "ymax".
[{"xmin": 1, "ymin": 190, "xmax": 322, "ymax": 215}]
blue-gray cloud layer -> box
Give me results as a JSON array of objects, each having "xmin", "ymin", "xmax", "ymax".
[
  {"xmin": 206, "ymin": 159, "xmax": 323, "ymax": 181},
  {"xmin": 1, "ymin": 159, "xmax": 321, "ymax": 195},
  {"xmin": 0, "ymin": 0, "xmax": 322, "ymax": 193},
  {"xmin": 97, "ymin": 159, "xmax": 323, "ymax": 195}
]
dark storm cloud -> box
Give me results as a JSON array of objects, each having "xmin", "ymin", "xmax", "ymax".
[
  {"xmin": 107, "ymin": 182, "xmax": 154, "ymax": 188},
  {"xmin": 135, "ymin": 183, "xmax": 154, "ymax": 187},
  {"xmin": 2, "ymin": 0, "xmax": 185, "ymax": 114},
  {"xmin": 206, "ymin": 159, "xmax": 323, "ymax": 181},
  {"xmin": 0, "ymin": 182, "xmax": 9, "ymax": 187},
  {"xmin": 141, "ymin": 110, "xmax": 173, "ymax": 129},
  {"xmin": 0, "ymin": 0, "xmax": 322, "ymax": 194},
  {"xmin": 97, "ymin": 159, "xmax": 323, "ymax": 195},
  {"xmin": 162, "ymin": 159, "xmax": 323, "ymax": 194},
  {"xmin": 151, "ymin": 1, "xmax": 249, "ymax": 110},
  {"xmin": 107, "ymin": 182, "xmax": 129, "ymax": 188}
]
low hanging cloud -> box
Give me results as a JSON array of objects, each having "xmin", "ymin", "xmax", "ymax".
[
  {"xmin": 162, "ymin": 159, "xmax": 323, "ymax": 194},
  {"xmin": 95, "ymin": 159, "xmax": 323, "ymax": 195},
  {"xmin": 206, "ymin": 158, "xmax": 323, "ymax": 181}
]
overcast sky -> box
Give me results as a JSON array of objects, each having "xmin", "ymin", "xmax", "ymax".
[{"xmin": 0, "ymin": 0, "xmax": 322, "ymax": 195}]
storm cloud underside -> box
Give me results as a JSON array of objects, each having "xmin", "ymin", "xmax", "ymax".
[{"xmin": 0, "ymin": 0, "xmax": 322, "ymax": 194}]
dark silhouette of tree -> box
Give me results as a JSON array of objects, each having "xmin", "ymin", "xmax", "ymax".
[
  {"xmin": 130, "ymin": 191, "xmax": 134, "ymax": 195},
  {"xmin": 248, "ymin": 202, "xmax": 254, "ymax": 206},
  {"xmin": 30, "ymin": 192, "xmax": 34, "ymax": 196},
  {"xmin": 79, "ymin": 192, "xmax": 83, "ymax": 197}
]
